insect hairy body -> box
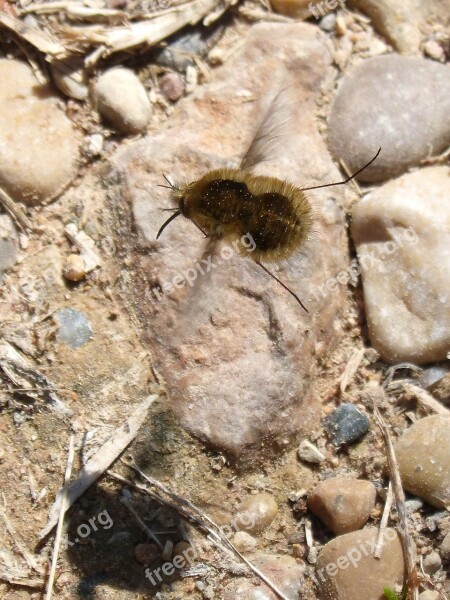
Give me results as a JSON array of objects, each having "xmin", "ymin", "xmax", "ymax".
[{"xmin": 174, "ymin": 168, "xmax": 313, "ymax": 263}]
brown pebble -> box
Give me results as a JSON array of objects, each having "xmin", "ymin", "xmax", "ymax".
[
  {"xmin": 395, "ymin": 415, "xmax": 450, "ymax": 509},
  {"xmin": 160, "ymin": 72, "xmax": 185, "ymax": 102},
  {"xmin": 235, "ymin": 492, "xmax": 278, "ymax": 534},
  {"xmin": 134, "ymin": 543, "xmax": 160, "ymax": 565},
  {"xmin": 316, "ymin": 528, "xmax": 405, "ymax": 600},
  {"xmin": 440, "ymin": 531, "xmax": 450, "ymax": 561},
  {"xmin": 63, "ymin": 254, "xmax": 86, "ymax": 281},
  {"xmin": 308, "ymin": 477, "xmax": 376, "ymax": 534},
  {"xmin": 173, "ymin": 541, "xmax": 196, "ymax": 569}
]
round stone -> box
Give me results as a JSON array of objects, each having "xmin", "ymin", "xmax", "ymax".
[
  {"xmin": 63, "ymin": 254, "xmax": 86, "ymax": 282},
  {"xmin": 328, "ymin": 56, "xmax": 450, "ymax": 182},
  {"xmin": 351, "ymin": 166, "xmax": 450, "ymax": 364},
  {"xmin": 234, "ymin": 493, "xmax": 279, "ymax": 534},
  {"xmin": 160, "ymin": 72, "xmax": 185, "ymax": 102},
  {"xmin": 423, "ymin": 551, "xmax": 442, "ymax": 574},
  {"xmin": 231, "ymin": 531, "xmax": 257, "ymax": 552},
  {"xmin": 323, "ymin": 404, "xmax": 369, "ymax": 446},
  {"xmin": 0, "ymin": 59, "xmax": 79, "ymax": 205},
  {"xmin": 308, "ymin": 478, "xmax": 376, "ymax": 534},
  {"xmin": 316, "ymin": 528, "xmax": 405, "ymax": 600},
  {"xmin": 134, "ymin": 543, "xmax": 159, "ymax": 565},
  {"xmin": 395, "ymin": 415, "xmax": 450, "ymax": 509},
  {"xmin": 93, "ymin": 68, "xmax": 152, "ymax": 134},
  {"xmin": 440, "ymin": 531, "xmax": 450, "ymax": 561}
]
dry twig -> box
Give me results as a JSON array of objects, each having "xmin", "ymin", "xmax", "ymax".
[
  {"xmin": 374, "ymin": 409, "xmax": 419, "ymax": 600},
  {"xmin": 375, "ymin": 481, "xmax": 393, "ymax": 558}
]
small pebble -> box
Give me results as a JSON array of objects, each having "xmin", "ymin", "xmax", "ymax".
[
  {"xmin": 231, "ymin": 531, "xmax": 257, "ymax": 552},
  {"xmin": 160, "ymin": 72, "xmax": 185, "ymax": 102},
  {"xmin": 423, "ymin": 551, "xmax": 442, "ymax": 574},
  {"xmin": 134, "ymin": 543, "xmax": 159, "ymax": 565},
  {"xmin": 55, "ymin": 308, "xmax": 92, "ymax": 349},
  {"xmin": 84, "ymin": 133, "xmax": 104, "ymax": 158},
  {"xmin": 328, "ymin": 56, "xmax": 450, "ymax": 182},
  {"xmin": 351, "ymin": 167, "xmax": 450, "ymax": 364},
  {"xmin": 50, "ymin": 57, "xmax": 89, "ymax": 100},
  {"xmin": 319, "ymin": 12, "xmax": 337, "ymax": 31},
  {"xmin": 63, "ymin": 254, "xmax": 86, "ymax": 282},
  {"xmin": 308, "ymin": 477, "xmax": 376, "ymax": 534},
  {"xmin": 440, "ymin": 531, "xmax": 450, "ymax": 561},
  {"xmin": 395, "ymin": 415, "xmax": 450, "ymax": 509},
  {"xmin": 93, "ymin": 68, "xmax": 151, "ymax": 134},
  {"xmin": 0, "ymin": 59, "xmax": 79, "ymax": 205},
  {"xmin": 423, "ymin": 40, "xmax": 445, "ymax": 62},
  {"xmin": 316, "ymin": 528, "xmax": 405, "ymax": 600},
  {"xmin": 324, "ymin": 404, "xmax": 369, "ymax": 446},
  {"xmin": 298, "ymin": 440, "xmax": 325, "ymax": 464},
  {"xmin": 235, "ymin": 493, "xmax": 278, "ymax": 534},
  {"xmin": 222, "ymin": 553, "xmax": 303, "ymax": 600},
  {"xmin": 173, "ymin": 542, "xmax": 195, "ymax": 569}
]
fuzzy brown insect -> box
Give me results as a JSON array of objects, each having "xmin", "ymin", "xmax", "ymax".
[{"xmin": 157, "ymin": 150, "xmax": 381, "ymax": 312}]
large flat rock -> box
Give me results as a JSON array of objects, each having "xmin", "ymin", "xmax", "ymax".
[{"xmin": 110, "ymin": 23, "xmax": 350, "ymax": 459}]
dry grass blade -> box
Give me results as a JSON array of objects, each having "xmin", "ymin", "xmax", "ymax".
[
  {"xmin": 339, "ymin": 347, "xmax": 366, "ymax": 394},
  {"xmin": 109, "ymin": 465, "xmax": 292, "ymax": 600},
  {"xmin": 0, "ymin": 12, "xmax": 65, "ymax": 56},
  {"xmin": 40, "ymin": 395, "xmax": 157, "ymax": 539},
  {"xmin": 44, "ymin": 435, "xmax": 75, "ymax": 600},
  {"xmin": 0, "ymin": 575, "xmax": 44, "ymax": 588},
  {"xmin": 374, "ymin": 408, "xmax": 419, "ymax": 600},
  {"xmin": 375, "ymin": 480, "xmax": 393, "ymax": 558}
]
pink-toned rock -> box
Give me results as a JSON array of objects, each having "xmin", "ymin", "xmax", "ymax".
[
  {"xmin": 110, "ymin": 23, "xmax": 350, "ymax": 458},
  {"xmin": 0, "ymin": 59, "xmax": 79, "ymax": 205},
  {"xmin": 222, "ymin": 553, "xmax": 303, "ymax": 600},
  {"xmin": 316, "ymin": 528, "xmax": 405, "ymax": 600},
  {"xmin": 308, "ymin": 478, "xmax": 376, "ymax": 534}
]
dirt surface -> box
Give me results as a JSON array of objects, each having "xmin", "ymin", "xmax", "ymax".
[{"xmin": 0, "ymin": 3, "xmax": 449, "ymax": 600}]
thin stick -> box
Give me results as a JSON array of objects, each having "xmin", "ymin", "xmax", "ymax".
[
  {"xmin": 375, "ymin": 481, "xmax": 393, "ymax": 558},
  {"xmin": 108, "ymin": 466, "xmax": 292, "ymax": 600},
  {"xmin": 256, "ymin": 261, "xmax": 308, "ymax": 313},
  {"xmin": 339, "ymin": 347, "xmax": 366, "ymax": 394},
  {"xmin": 44, "ymin": 434, "xmax": 75, "ymax": 600},
  {"xmin": 374, "ymin": 409, "xmax": 419, "ymax": 600}
]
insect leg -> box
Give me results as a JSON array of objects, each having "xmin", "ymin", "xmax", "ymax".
[{"xmin": 256, "ymin": 261, "xmax": 308, "ymax": 313}]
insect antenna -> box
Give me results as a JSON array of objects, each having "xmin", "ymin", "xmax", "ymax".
[
  {"xmin": 156, "ymin": 210, "xmax": 182, "ymax": 239},
  {"xmin": 256, "ymin": 261, "xmax": 308, "ymax": 313},
  {"xmin": 302, "ymin": 147, "xmax": 381, "ymax": 192},
  {"xmin": 157, "ymin": 174, "xmax": 180, "ymax": 191}
]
